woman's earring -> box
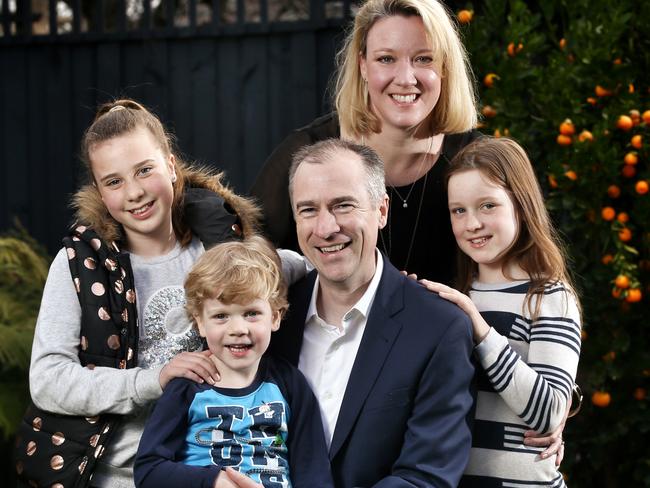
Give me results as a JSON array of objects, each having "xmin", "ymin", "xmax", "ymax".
[{"xmin": 171, "ymin": 174, "xmax": 177, "ymax": 183}]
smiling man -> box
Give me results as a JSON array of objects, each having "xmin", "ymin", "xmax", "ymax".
[{"xmin": 270, "ymin": 139, "xmax": 476, "ymax": 487}]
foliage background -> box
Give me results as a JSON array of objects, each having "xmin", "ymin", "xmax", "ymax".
[{"xmin": 461, "ymin": 0, "xmax": 650, "ymax": 485}]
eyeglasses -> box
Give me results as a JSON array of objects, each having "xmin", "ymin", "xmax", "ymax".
[{"xmin": 568, "ymin": 383, "xmax": 583, "ymax": 418}]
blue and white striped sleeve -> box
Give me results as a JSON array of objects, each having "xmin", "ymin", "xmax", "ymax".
[{"xmin": 474, "ymin": 284, "xmax": 581, "ymax": 433}]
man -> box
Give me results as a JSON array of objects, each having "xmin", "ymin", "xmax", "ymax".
[{"xmin": 271, "ymin": 139, "xmax": 475, "ymax": 487}]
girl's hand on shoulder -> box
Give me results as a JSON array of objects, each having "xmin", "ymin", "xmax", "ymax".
[
  {"xmin": 159, "ymin": 349, "xmax": 220, "ymax": 389},
  {"xmin": 418, "ymin": 280, "xmax": 475, "ymax": 315},
  {"xmin": 418, "ymin": 279, "xmax": 490, "ymax": 344}
]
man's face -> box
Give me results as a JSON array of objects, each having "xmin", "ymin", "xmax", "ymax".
[{"xmin": 292, "ymin": 149, "xmax": 388, "ymax": 292}]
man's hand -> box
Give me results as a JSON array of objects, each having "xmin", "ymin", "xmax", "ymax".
[{"xmin": 523, "ymin": 395, "xmax": 572, "ymax": 466}]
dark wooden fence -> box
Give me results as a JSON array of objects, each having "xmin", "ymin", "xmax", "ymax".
[
  {"xmin": 1, "ymin": 0, "xmax": 352, "ymax": 253},
  {"xmin": 1, "ymin": 0, "xmax": 466, "ymax": 254}
]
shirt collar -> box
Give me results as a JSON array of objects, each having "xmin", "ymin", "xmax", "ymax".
[{"xmin": 305, "ymin": 250, "xmax": 384, "ymax": 324}]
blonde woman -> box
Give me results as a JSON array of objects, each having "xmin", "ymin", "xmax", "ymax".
[{"xmin": 252, "ymin": 0, "xmax": 478, "ymax": 285}]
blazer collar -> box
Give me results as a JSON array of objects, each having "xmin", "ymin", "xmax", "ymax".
[{"xmin": 328, "ymin": 257, "xmax": 405, "ymax": 459}]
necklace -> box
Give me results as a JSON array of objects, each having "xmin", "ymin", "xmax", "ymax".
[
  {"xmin": 387, "ymin": 137, "xmax": 435, "ymax": 208},
  {"xmin": 379, "ymin": 169, "xmax": 429, "ymax": 271}
]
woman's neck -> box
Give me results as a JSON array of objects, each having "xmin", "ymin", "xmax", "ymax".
[{"xmin": 362, "ymin": 130, "xmax": 445, "ymax": 187}]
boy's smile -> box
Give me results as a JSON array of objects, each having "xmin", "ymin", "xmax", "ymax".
[{"xmin": 195, "ymin": 297, "xmax": 280, "ymax": 388}]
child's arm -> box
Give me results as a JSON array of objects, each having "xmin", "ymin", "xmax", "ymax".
[
  {"xmin": 277, "ymin": 248, "xmax": 312, "ymax": 285},
  {"xmin": 134, "ymin": 378, "xmax": 222, "ymax": 488},
  {"xmin": 29, "ymin": 249, "xmax": 219, "ymax": 417},
  {"xmin": 418, "ymin": 280, "xmax": 491, "ymax": 343},
  {"xmin": 422, "ymin": 279, "xmax": 581, "ymax": 435}
]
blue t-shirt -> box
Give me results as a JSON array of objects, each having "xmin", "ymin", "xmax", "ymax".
[{"xmin": 134, "ymin": 356, "xmax": 333, "ymax": 488}]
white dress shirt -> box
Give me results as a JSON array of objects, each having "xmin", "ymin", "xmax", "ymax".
[{"xmin": 298, "ymin": 251, "xmax": 384, "ymax": 447}]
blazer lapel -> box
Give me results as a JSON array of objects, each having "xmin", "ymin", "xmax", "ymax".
[
  {"xmin": 329, "ymin": 260, "xmax": 405, "ymax": 459},
  {"xmin": 270, "ymin": 271, "xmax": 316, "ymax": 365}
]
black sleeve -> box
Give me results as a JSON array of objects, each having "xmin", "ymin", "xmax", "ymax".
[{"xmin": 250, "ymin": 114, "xmax": 339, "ymax": 251}]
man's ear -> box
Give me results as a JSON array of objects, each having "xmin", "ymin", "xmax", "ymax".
[{"xmin": 377, "ymin": 193, "xmax": 389, "ymax": 229}]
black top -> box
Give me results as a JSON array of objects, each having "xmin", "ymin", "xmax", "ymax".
[{"xmin": 250, "ymin": 113, "xmax": 481, "ymax": 284}]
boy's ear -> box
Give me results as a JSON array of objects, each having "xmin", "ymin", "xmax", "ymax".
[
  {"xmin": 271, "ymin": 310, "xmax": 282, "ymax": 332},
  {"xmin": 194, "ymin": 314, "xmax": 207, "ymax": 337}
]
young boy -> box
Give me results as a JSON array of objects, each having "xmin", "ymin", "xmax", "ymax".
[{"xmin": 134, "ymin": 236, "xmax": 333, "ymax": 488}]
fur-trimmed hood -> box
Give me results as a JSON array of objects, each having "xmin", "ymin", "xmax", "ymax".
[{"xmin": 71, "ymin": 164, "xmax": 261, "ymax": 246}]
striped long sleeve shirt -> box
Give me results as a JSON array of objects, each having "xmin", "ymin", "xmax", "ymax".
[{"xmin": 460, "ymin": 280, "xmax": 581, "ymax": 488}]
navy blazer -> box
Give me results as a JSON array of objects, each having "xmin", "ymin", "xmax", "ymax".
[{"xmin": 270, "ymin": 257, "xmax": 475, "ymax": 487}]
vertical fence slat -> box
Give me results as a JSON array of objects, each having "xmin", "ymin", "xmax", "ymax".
[
  {"xmin": 19, "ymin": 0, "xmax": 32, "ymax": 37},
  {"xmin": 237, "ymin": 0, "xmax": 245, "ymax": 24},
  {"xmin": 1, "ymin": 0, "xmax": 10, "ymax": 36},
  {"xmin": 166, "ymin": 0, "xmax": 175, "ymax": 28},
  {"xmin": 48, "ymin": 0, "xmax": 57, "ymax": 35},
  {"xmin": 95, "ymin": 0, "xmax": 104, "ymax": 34},
  {"xmin": 143, "ymin": 0, "xmax": 152, "ymax": 31},
  {"xmin": 117, "ymin": 0, "xmax": 127, "ymax": 32},
  {"xmin": 72, "ymin": 0, "xmax": 81, "ymax": 33},
  {"xmin": 189, "ymin": 0, "xmax": 197, "ymax": 28},
  {"xmin": 212, "ymin": 0, "xmax": 220, "ymax": 28}
]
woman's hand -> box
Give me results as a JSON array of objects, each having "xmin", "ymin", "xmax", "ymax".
[
  {"xmin": 159, "ymin": 350, "xmax": 221, "ymax": 389},
  {"xmin": 418, "ymin": 279, "xmax": 490, "ymax": 343}
]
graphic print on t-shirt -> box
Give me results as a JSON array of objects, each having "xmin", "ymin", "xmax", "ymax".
[{"xmin": 183, "ymin": 383, "xmax": 292, "ymax": 488}]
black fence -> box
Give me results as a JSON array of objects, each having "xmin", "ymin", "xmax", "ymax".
[
  {"xmin": 1, "ymin": 0, "xmax": 466, "ymax": 254},
  {"xmin": 0, "ymin": 0, "xmax": 354, "ymax": 254}
]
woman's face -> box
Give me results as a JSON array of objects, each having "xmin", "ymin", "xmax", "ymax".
[{"xmin": 359, "ymin": 15, "xmax": 442, "ymax": 134}]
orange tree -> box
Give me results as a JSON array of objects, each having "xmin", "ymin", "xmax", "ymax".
[{"xmin": 458, "ymin": 0, "xmax": 650, "ymax": 485}]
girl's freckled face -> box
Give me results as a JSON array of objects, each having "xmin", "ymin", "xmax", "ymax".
[{"xmin": 90, "ymin": 127, "xmax": 176, "ymax": 253}]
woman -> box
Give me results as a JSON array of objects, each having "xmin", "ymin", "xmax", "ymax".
[{"xmin": 251, "ymin": 0, "xmax": 479, "ymax": 284}]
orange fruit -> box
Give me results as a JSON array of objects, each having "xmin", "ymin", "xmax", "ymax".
[
  {"xmin": 484, "ymin": 73, "xmax": 498, "ymax": 88},
  {"xmin": 557, "ymin": 134, "xmax": 572, "ymax": 146},
  {"xmin": 629, "ymin": 83, "xmax": 635, "ymax": 94},
  {"xmin": 595, "ymin": 85, "xmax": 613, "ymax": 97},
  {"xmin": 631, "ymin": 135, "xmax": 643, "ymax": 149},
  {"xmin": 618, "ymin": 227, "xmax": 632, "ymax": 242},
  {"xmin": 643, "ymin": 110, "xmax": 650, "ymax": 124},
  {"xmin": 602, "ymin": 351, "xmax": 616, "ymax": 362},
  {"xmin": 617, "ymin": 115, "xmax": 634, "ymax": 131},
  {"xmin": 624, "ymin": 152, "xmax": 638, "ymax": 165},
  {"xmin": 548, "ymin": 174, "xmax": 558, "ymax": 189},
  {"xmin": 481, "ymin": 105, "xmax": 497, "ymax": 118},
  {"xmin": 578, "ymin": 130, "xmax": 594, "ymax": 142},
  {"xmin": 617, "ymin": 212, "xmax": 629, "ymax": 223},
  {"xmin": 630, "ymin": 110, "xmax": 641, "ymax": 125},
  {"xmin": 635, "ymin": 180, "xmax": 649, "ymax": 195},
  {"xmin": 586, "ymin": 97, "xmax": 597, "ymax": 106},
  {"xmin": 559, "ymin": 38, "xmax": 567, "ymax": 50},
  {"xmin": 564, "ymin": 170, "xmax": 577, "ymax": 180},
  {"xmin": 494, "ymin": 129, "xmax": 502, "ymax": 138},
  {"xmin": 592, "ymin": 391, "xmax": 611, "ymax": 407},
  {"xmin": 612, "ymin": 287, "xmax": 623, "ymax": 299},
  {"xmin": 559, "ymin": 119, "xmax": 576, "ymax": 135},
  {"xmin": 615, "ymin": 275, "xmax": 630, "ymax": 289},
  {"xmin": 622, "ymin": 165, "xmax": 636, "ymax": 178},
  {"xmin": 601, "ymin": 207, "xmax": 616, "ymax": 221},
  {"xmin": 634, "ymin": 387, "xmax": 647, "ymax": 401},
  {"xmin": 580, "ymin": 329, "xmax": 587, "ymax": 341},
  {"xmin": 613, "ymin": 58, "xmax": 622, "ymax": 65},
  {"xmin": 626, "ymin": 288, "xmax": 642, "ymax": 303},
  {"xmin": 607, "ymin": 185, "xmax": 621, "ymax": 198},
  {"xmin": 602, "ymin": 254, "xmax": 614, "ymax": 265},
  {"xmin": 507, "ymin": 42, "xmax": 516, "ymax": 57},
  {"xmin": 457, "ymin": 9, "xmax": 473, "ymax": 24}
]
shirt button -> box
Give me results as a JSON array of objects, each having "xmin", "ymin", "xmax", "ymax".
[{"xmin": 323, "ymin": 391, "xmax": 332, "ymax": 400}]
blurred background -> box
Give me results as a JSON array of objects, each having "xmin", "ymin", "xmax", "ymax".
[{"xmin": 1, "ymin": 0, "xmax": 649, "ymax": 485}]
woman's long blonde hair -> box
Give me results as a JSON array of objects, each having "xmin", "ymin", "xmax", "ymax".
[{"xmin": 334, "ymin": 0, "xmax": 477, "ymax": 138}]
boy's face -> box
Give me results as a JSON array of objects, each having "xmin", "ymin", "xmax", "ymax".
[{"xmin": 195, "ymin": 297, "xmax": 280, "ymax": 384}]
